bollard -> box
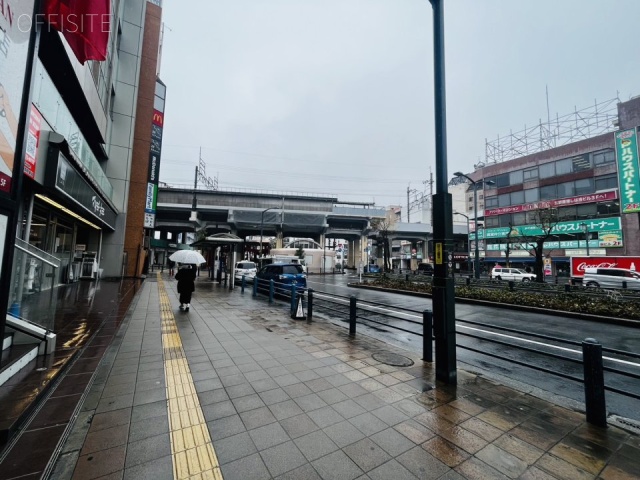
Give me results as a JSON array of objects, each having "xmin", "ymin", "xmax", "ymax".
[
  {"xmin": 290, "ymin": 284, "xmax": 297, "ymax": 315},
  {"xmin": 406, "ymin": 274, "xmax": 409, "ymax": 281},
  {"xmin": 564, "ymin": 283, "xmax": 570, "ymax": 293},
  {"xmin": 307, "ymin": 289, "xmax": 314, "ymax": 321},
  {"xmin": 253, "ymin": 277, "xmax": 258, "ymax": 297},
  {"xmin": 508, "ymin": 280, "xmax": 514, "ymax": 291},
  {"xmin": 622, "ymin": 281, "xmax": 628, "ymax": 289},
  {"xmin": 582, "ymin": 338, "xmax": 607, "ymax": 427},
  {"xmin": 349, "ymin": 296, "xmax": 357, "ymax": 336},
  {"xmin": 423, "ymin": 310, "xmax": 433, "ymax": 363},
  {"xmin": 466, "ymin": 277, "xmax": 471, "ymax": 286},
  {"xmin": 269, "ymin": 280, "xmax": 274, "ymax": 304}
]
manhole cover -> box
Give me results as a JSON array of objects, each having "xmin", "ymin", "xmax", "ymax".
[{"xmin": 372, "ymin": 352, "xmax": 414, "ymax": 367}]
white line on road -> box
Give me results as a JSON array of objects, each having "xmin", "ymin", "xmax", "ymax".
[{"xmin": 313, "ymin": 293, "xmax": 640, "ymax": 369}]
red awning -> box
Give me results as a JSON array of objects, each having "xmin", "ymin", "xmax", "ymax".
[{"xmin": 44, "ymin": 0, "xmax": 111, "ymax": 64}]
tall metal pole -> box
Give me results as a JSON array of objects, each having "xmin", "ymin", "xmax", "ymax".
[{"xmin": 429, "ymin": 0, "xmax": 457, "ymax": 385}]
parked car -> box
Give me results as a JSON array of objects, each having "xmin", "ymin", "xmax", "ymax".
[
  {"xmin": 416, "ymin": 263, "xmax": 434, "ymax": 276},
  {"xmin": 490, "ymin": 267, "xmax": 536, "ymax": 282},
  {"xmin": 364, "ymin": 264, "xmax": 380, "ymax": 273},
  {"xmin": 255, "ymin": 263, "xmax": 307, "ymax": 293},
  {"xmin": 235, "ymin": 261, "xmax": 257, "ymax": 280},
  {"xmin": 583, "ymin": 267, "xmax": 640, "ymax": 290}
]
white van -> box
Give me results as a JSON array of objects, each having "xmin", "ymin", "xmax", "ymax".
[{"xmin": 583, "ymin": 267, "xmax": 640, "ymax": 290}]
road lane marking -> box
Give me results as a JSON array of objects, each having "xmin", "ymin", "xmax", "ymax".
[
  {"xmin": 312, "ymin": 292, "xmax": 640, "ymax": 369},
  {"xmin": 158, "ymin": 274, "xmax": 223, "ymax": 480}
]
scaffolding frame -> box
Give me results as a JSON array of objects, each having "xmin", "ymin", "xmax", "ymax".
[{"xmin": 485, "ymin": 96, "xmax": 620, "ymax": 164}]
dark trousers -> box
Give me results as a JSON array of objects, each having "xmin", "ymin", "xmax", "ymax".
[{"xmin": 179, "ymin": 292, "xmax": 192, "ymax": 304}]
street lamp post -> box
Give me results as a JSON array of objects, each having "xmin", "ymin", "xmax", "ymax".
[
  {"xmin": 581, "ymin": 222, "xmax": 590, "ymax": 256},
  {"xmin": 454, "ymin": 212, "xmax": 471, "ymax": 275},
  {"xmin": 454, "ymin": 173, "xmax": 481, "ymax": 278},
  {"xmin": 260, "ymin": 207, "xmax": 280, "ymax": 265}
]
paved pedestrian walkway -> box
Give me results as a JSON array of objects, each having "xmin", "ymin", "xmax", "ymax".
[{"xmin": 48, "ymin": 273, "xmax": 639, "ymax": 480}]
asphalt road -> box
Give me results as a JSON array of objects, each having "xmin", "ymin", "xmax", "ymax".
[{"xmin": 305, "ymin": 272, "xmax": 640, "ymax": 424}]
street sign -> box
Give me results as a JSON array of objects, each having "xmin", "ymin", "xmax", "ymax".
[{"xmin": 435, "ymin": 243, "xmax": 443, "ymax": 265}]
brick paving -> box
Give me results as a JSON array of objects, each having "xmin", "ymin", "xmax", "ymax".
[{"xmin": 48, "ymin": 274, "xmax": 639, "ymax": 480}]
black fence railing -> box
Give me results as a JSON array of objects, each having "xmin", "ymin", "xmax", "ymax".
[{"xmin": 276, "ymin": 289, "xmax": 638, "ymax": 428}]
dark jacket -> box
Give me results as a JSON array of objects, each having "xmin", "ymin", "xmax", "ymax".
[{"xmin": 175, "ymin": 265, "xmax": 196, "ymax": 294}]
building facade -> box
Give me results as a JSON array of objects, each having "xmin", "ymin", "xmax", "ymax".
[
  {"xmin": 1, "ymin": 0, "xmax": 164, "ymax": 339},
  {"xmin": 466, "ymin": 96, "xmax": 640, "ymax": 276}
]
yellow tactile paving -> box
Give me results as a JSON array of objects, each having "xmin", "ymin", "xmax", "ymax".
[{"xmin": 157, "ymin": 274, "xmax": 223, "ymax": 480}]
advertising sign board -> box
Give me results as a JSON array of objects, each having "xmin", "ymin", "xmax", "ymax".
[
  {"xmin": 570, "ymin": 256, "xmax": 640, "ymax": 277},
  {"xmin": 615, "ymin": 128, "xmax": 640, "ymax": 213}
]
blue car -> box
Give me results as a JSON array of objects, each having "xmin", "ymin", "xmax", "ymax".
[
  {"xmin": 364, "ymin": 264, "xmax": 380, "ymax": 273},
  {"xmin": 256, "ymin": 263, "xmax": 307, "ymax": 294}
]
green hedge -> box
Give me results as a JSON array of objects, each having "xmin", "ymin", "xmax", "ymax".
[{"xmin": 367, "ymin": 278, "xmax": 640, "ymax": 320}]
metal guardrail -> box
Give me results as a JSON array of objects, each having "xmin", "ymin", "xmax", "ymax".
[{"xmin": 256, "ymin": 287, "xmax": 639, "ymax": 428}]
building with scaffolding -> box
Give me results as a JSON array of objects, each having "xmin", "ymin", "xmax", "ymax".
[{"xmin": 464, "ymin": 95, "xmax": 640, "ymax": 276}]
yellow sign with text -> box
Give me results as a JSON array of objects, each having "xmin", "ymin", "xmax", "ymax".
[{"xmin": 435, "ymin": 243, "xmax": 443, "ymax": 265}]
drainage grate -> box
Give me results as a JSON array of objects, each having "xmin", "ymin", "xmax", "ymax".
[
  {"xmin": 372, "ymin": 352, "xmax": 414, "ymax": 367},
  {"xmin": 609, "ymin": 415, "xmax": 640, "ymax": 435}
]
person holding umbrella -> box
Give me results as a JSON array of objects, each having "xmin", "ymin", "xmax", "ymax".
[{"xmin": 175, "ymin": 264, "xmax": 196, "ymax": 311}]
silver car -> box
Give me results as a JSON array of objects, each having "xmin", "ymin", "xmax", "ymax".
[
  {"xmin": 583, "ymin": 267, "xmax": 640, "ymax": 290},
  {"xmin": 235, "ymin": 261, "xmax": 257, "ymax": 280}
]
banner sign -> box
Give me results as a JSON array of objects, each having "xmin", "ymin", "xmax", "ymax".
[
  {"xmin": 55, "ymin": 153, "xmax": 117, "ymax": 229},
  {"xmin": 24, "ymin": 105, "xmax": 42, "ymax": 179},
  {"xmin": 0, "ymin": 0, "xmax": 36, "ymax": 194},
  {"xmin": 615, "ymin": 128, "xmax": 640, "ymax": 213},
  {"xmin": 570, "ymin": 256, "xmax": 640, "ymax": 277},
  {"xmin": 144, "ymin": 105, "xmax": 164, "ymax": 227},
  {"xmin": 485, "ymin": 191, "xmax": 618, "ymax": 217},
  {"xmin": 477, "ymin": 217, "xmax": 622, "ymax": 240}
]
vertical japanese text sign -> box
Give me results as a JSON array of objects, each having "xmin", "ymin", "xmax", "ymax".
[{"xmin": 615, "ymin": 128, "xmax": 640, "ymax": 213}]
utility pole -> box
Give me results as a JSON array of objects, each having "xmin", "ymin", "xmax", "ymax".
[{"xmin": 407, "ymin": 185, "xmax": 411, "ymax": 223}]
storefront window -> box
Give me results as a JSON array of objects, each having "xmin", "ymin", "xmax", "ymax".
[
  {"xmin": 29, "ymin": 209, "xmax": 49, "ymax": 251},
  {"xmin": 54, "ymin": 219, "xmax": 73, "ymax": 254}
]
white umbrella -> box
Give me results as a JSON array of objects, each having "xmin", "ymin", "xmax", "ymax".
[{"xmin": 169, "ymin": 250, "xmax": 207, "ymax": 265}]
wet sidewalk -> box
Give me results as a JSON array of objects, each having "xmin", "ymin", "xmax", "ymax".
[{"xmin": 44, "ymin": 273, "xmax": 639, "ymax": 480}]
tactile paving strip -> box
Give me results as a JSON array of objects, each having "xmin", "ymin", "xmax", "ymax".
[{"xmin": 158, "ymin": 274, "xmax": 223, "ymax": 480}]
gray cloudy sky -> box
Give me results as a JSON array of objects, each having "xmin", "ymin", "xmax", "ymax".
[{"xmin": 158, "ymin": 0, "xmax": 640, "ymax": 212}]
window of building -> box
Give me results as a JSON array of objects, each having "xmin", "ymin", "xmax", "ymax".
[
  {"xmin": 523, "ymin": 167, "xmax": 538, "ymax": 180},
  {"xmin": 509, "ymin": 170, "xmax": 523, "ymax": 185},
  {"xmin": 510, "ymin": 190, "xmax": 524, "ymax": 205},
  {"xmin": 495, "ymin": 173, "xmax": 510, "ymax": 188},
  {"xmin": 557, "ymin": 181, "xmax": 575, "ymax": 198},
  {"xmin": 597, "ymin": 202, "xmax": 620, "ymax": 216},
  {"xmin": 498, "ymin": 193, "xmax": 511, "ymax": 207},
  {"xmin": 575, "ymin": 178, "xmax": 594, "ymax": 195},
  {"xmin": 468, "ymin": 195, "xmax": 473, "ymax": 203},
  {"xmin": 478, "ymin": 194, "xmax": 483, "ymax": 200},
  {"xmin": 576, "ymin": 203, "xmax": 597, "ymax": 219},
  {"xmin": 524, "ymin": 188, "xmax": 539, "ymax": 203},
  {"xmin": 539, "ymin": 162, "xmax": 555, "ymax": 179},
  {"xmin": 555, "ymin": 158, "xmax": 572, "ymax": 176},
  {"xmin": 593, "ymin": 149, "xmax": 615, "ymax": 165},
  {"xmin": 512, "ymin": 212, "xmax": 526, "ymax": 225},
  {"xmin": 540, "ymin": 184, "xmax": 556, "ymax": 200},
  {"xmin": 499, "ymin": 215, "xmax": 512, "ymax": 227},
  {"xmin": 572, "ymin": 155, "xmax": 592, "ymax": 172},
  {"xmin": 595, "ymin": 174, "xmax": 617, "ymax": 191},
  {"xmin": 485, "ymin": 196, "xmax": 498, "ymax": 208},
  {"xmin": 486, "ymin": 216, "xmax": 499, "ymax": 227},
  {"xmin": 559, "ymin": 205, "xmax": 577, "ymax": 220},
  {"xmin": 525, "ymin": 211, "xmax": 538, "ymax": 224}
]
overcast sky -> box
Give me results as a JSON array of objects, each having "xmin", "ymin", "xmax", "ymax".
[{"xmin": 157, "ymin": 0, "xmax": 640, "ymax": 214}]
